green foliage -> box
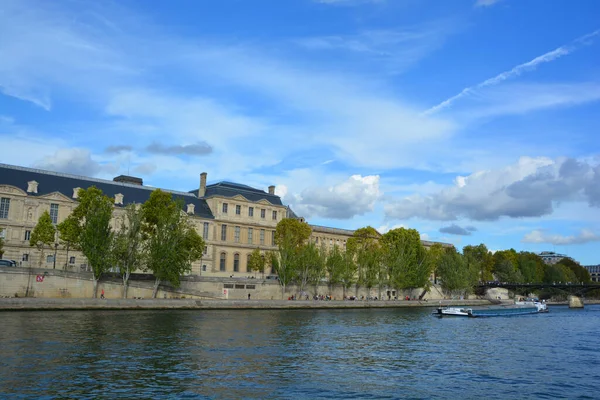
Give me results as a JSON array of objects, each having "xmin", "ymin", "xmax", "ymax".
[
  {"xmin": 57, "ymin": 215, "xmax": 81, "ymax": 251},
  {"xmin": 325, "ymin": 245, "xmax": 345, "ymax": 286},
  {"xmin": 297, "ymin": 242, "xmax": 326, "ymax": 291},
  {"xmin": 112, "ymin": 205, "xmax": 145, "ymax": 297},
  {"xmin": 248, "ymin": 248, "xmax": 266, "ymax": 276},
  {"xmin": 78, "ymin": 188, "xmax": 114, "ymax": 285},
  {"xmin": 273, "ymin": 218, "xmax": 312, "ymax": 296},
  {"xmin": 339, "ymin": 249, "xmax": 357, "ymax": 292},
  {"xmin": 557, "ymin": 258, "xmax": 591, "ymax": 283},
  {"xmin": 347, "ymin": 226, "xmax": 380, "ymax": 287},
  {"xmin": 30, "ymin": 210, "xmax": 56, "ymax": 266},
  {"xmin": 383, "ymin": 227, "xmax": 430, "ymax": 290},
  {"xmin": 436, "ymin": 248, "xmax": 473, "ymax": 295},
  {"xmin": 463, "ymin": 244, "xmax": 494, "ymax": 282},
  {"xmin": 516, "ymin": 252, "xmax": 545, "ymax": 283},
  {"xmin": 142, "ymin": 190, "xmax": 205, "ymax": 296}
]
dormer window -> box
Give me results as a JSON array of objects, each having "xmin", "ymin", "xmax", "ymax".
[
  {"xmin": 114, "ymin": 193, "xmax": 124, "ymax": 205},
  {"xmin": 27, "ymin": 181, "xmax": 38, "ymax": 194},
  {"xmin": 72, "ymin": 187, "xmax": 81, "ymax": 199},
  {"xmin": 187, "ymin": 203, "xmax": 195, "ymax": 214}
]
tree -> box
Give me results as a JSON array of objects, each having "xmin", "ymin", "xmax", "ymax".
[
  {"xmin": 248, "ymin": 248, "xmax": 266, "ymax": 279},
  {"xmin": 493, "ymin": 249, "xmax": 519, "ymax": 281},
  {"xmin": 273, "ymin": 218, "xmax": 312, "ymax": 298},
  {"xmin": 0, "ymin": 235, "xmax": 4, "ymax": 259},
  {"xmin": 383, "ymin": 228, "xmax": 431, "ymax": 298},
  {"xmin": 437, "ymin": 248, "xmax": 474, "ymax": 296},
  {"xmin": 112, "ymin": 205, "xmax": 145, "ymax": 298},
  {"xmin": 339, "ymin": 249, "xmax": 357, "ymax": 298},
  {"xmin": 427, "ymin": 243, "xmax": 445, "ymax": 285},
  {"xmin": 77, "ymin": 187, "xmax": 114, "ymax": 298},
  {"xmin": 463, "ymin": 244, "xmax": 494, "ymax": 282},
  {"xmin": 142, "ymin": 190, "xmax": 204, "ymax": 298},
  {"xmin": 517, "ymin": 252, "xmax": 545, "ymax": 283},
  {"xmin": 557, "ymin": 258, "xmax": 591, "ymax": 283},
  {"xmin": 297, "ymin": 242, "xmax": 326, "ymax": 296},
  {"xmin": 57, "ymin": 215, "xmax": 80, "ymax": 269},
  {"xmin": 30, "ymin": 210, "xmax": 56, "ymax": 267},
  {"xmin": 347, "ymin": 226, "xmax": 380, "ymax": 294},
  {"xmin": 325, "ymin": 245, "xmax": 344, "ymax": 288}
]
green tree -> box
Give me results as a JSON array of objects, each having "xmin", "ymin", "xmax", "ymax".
[
  {"xmin": 557, "ymin": 258, "xmax": 591, "ymax": 283},
  {"xmin": 273, "ymin": 218, "xmax": 312, "ymax": 298},
  {"xmin": 77, "ymin": 187, "xmax": 114, "ymax": 297},
  {"xmin": 463, "ymin": 244, "xmax": 494, "ymax": 282},
  {"xmin": 437, "ymin": 248, "xmax": 474, "ymax": 296},
  {"xmin": 112, "ymin": 205, "xmax": 145, "ymax": 298},
  {"xmin": 493, "ymin": 249, "xmax": 519, "ymax": 281},
  {"xmin": 142, "ymin": 190, "xmax": 204, "ymax": 298},
  {"xmin": 57, "ymin": 215, "xmax": 80, "ymax": 270},
  {"xmin": 298, "ymin": 242, "xmax": 326, "ymax": 296},
  {"xmin": 30, "ymin": 210, "xmax": 56, "ymax": 268},
  {"xmin": 383, "ymin": 228, "xmax": 431, "ymax": 298},
  {"xmin": 325, "ymin": 245, "xmax": 344, "ymax": 288},
  {"xmin": 339, "ymin": 249, "xmax": 357, "ymax": 298},
  {"xmin": 517, "ymin": 252, "xmax": 545, "ymax": 283},
  {"xmin": 347, "ymin": 226, "xmax": 380, "ymax": 294},
  {"xmin": 427, "ymin": 243, "xmax": 445, "ymax": 285},
  {"xmin": 248, "ymin": 248, "xmax": 266, "ymax": 279}
]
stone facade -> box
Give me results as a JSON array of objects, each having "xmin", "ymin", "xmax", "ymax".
[{"xmin": 0, "ymin": 163, "xmax": 452, "ymax": 281}]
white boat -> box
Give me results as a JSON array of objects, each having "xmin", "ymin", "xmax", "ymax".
[{"xmin": 435, "ymin": 299, "xmax": 548, "ymax": 318}]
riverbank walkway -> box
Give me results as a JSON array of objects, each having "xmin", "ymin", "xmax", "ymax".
[{"xmin": 0, "ymin": 298, "xmax": 496, "ymax": 311}]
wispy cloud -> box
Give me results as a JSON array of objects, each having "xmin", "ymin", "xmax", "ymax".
[
  {"xmin": 423, "ymin": 29, "xmax": 600, "ymax": 115},
  {"xmin": 105, "ymin": 145, "xmax": 133, "ymax": 154},
  {"xmin": 522, "ymin": 229, "xmax": 600, "ymax": 245},
  {"xmin": 146, "ymin": 142, "xmax": 213, "ymax": 156},
  {"xmin": 439, "ymin": 224, "xmax": 477, "ymax": 236},
  {"xmin": 474, "ymin": 0, "xmax": 502, "ymax": 7}
]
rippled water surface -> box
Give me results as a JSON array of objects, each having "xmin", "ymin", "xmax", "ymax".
[{"xmin": 1, "ymin": 305, "xmax": 599, "ymax": 399}]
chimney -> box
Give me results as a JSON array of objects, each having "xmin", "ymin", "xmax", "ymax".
[
  {"xmin": 268, "ymin": 185, "xmax": 275, "ymax": 195},
  {"xmin": 199, "ymin": 172, "xmax": 207, "ymax": 197}
]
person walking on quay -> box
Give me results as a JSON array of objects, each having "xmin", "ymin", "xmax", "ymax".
[
  {"xmin": 248, "ymin": 293, "xmax": 251, "ymax": 300},
  {"xmin": 100, "ymin": 289, "xmax": 105, "ymax": 299}
]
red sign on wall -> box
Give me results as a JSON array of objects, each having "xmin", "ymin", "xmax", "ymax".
[{"xmin": 36, "ymin": 275, "xmax": 44, "ymax": 282}]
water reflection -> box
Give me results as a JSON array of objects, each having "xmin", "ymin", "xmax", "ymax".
[{"xmin": 0, "ymin": 306, "xmax": 599, "ymax": 399}]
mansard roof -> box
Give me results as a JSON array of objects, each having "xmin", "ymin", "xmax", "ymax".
[
  {"xmin": 0, "ymin": 163, "xmax": 214, "ymax": 219},
  {"xmin": 189, "ymin": 181, "xmax": 283, "ymax": 206}
]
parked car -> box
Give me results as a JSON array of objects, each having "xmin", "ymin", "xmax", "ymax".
[{"xmin": 0, "ymin": 259, "xmax": 17, "ymax": 267}]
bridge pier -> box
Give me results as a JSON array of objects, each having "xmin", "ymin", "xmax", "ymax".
[{"xmin": 568, "ymin": 295, "xmax": 584, "ymax": 308}]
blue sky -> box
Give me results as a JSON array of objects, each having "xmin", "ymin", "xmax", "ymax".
[{"xmin": 1, "ymin": 0, "xmax": 599, "ymax": 264}]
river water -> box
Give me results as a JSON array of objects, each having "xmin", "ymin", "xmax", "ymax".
[{"xmin": 0, "ymin": 305, "xmax": 598, "ymax": 399}]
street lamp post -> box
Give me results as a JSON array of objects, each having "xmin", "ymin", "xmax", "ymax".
[{"xmin": 53, "ymin": 242, "xmax": 58, "ymax": 269}]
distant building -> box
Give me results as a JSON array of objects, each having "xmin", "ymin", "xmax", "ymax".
[
  {"xmin": 538, "ymin": 251, "xmax": 574, "ymax": 265},
  {"xmin": 584, "ymin": 265, "xmax": 600, "ymax": 282}
]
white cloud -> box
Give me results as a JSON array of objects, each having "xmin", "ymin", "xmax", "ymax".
[
  {"xmin": 420, "ymin": 232, "xmax": 431, "ymax": 240},
  {"xmin": 439, "ymin": 224, "xmax": 477, "ymax": 236},
  {"xmin": 33, "ymin": 148, "xmax": 117, "ymax": 177},
  {"xmin": 384, "ymin": 156, "xmax": 600, "ymax": 221},
  {"xmin": 287, "ymin": 175, "xmax": 381, "ymax": 219},
  {"xmin": 522, "ymin": 229, "xmax": 600, "ymax": 245},
  {"xmin": 475, "ymin": 0, "xmax": 502, "ymax": 7},
  {"xmin": 377, "ymin": 223, "xmax": 406, "ymax": 234},
  {"xmin": 423, "ymin": 29, "xmax": 600, "ymax": 115}
]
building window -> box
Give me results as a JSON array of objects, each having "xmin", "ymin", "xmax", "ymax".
[
  {"xmin": 248, "ymin": 228, "xmax": 253, "ymax": 244},
  {"xmin": 234, "ymin": 226, "xmax": 240, "ymax": 243},
  {"xmin": 0, "ymin": 228, "xmax": 5, "ymax": 239},
  {"xmin": 0, "ymin": 198, "xmax": 10, "ymax": 219},
  {"xmin": 24, "ymin": 230, "xmax": 31, "ymax": 241},
  {"xmin": 69, "ymin": 256, "xmax": 76, "ymax": 264},
  {"xmin": 221, "ymin": 225, "xmax": 227, "ymax": 241},
  {"xmin": 272, "ymin": 210, "xmax": 277, "ymax": 220},
  {"xmin": 271, "ymin": 231, "xmax": 276, "ymax": 246},
  {"xmin": 220, "ymin": 253, "xmax": 226, "ymax": 271},
  {"xmin": 202, "ymin": 264, "xmax": 207, "ymax": 272},
  {"xmin": 260, "ymin": 229, "xmax": 265, "ymax": 245},
  {"xmin": 247, "ymin": 254, "xmax": 252, "ymax": 272},
  {"xmin": 233, "ymin": 253, "xmax": 240, "ymax": 272},
  {"xmin": 222, "ymin": 203, "xmax": 228, "ymax": 213},
  {"xmin": 203, "ymin": 246, "xmax": 208, "ymax": 255},
  {"xmin": 203, "ymin": 222, "xmax": 209, "ymax": 240},
  {"xmin": 261, "ymin": 209, "xmax": 266, "ymax": 219},
  {"xmin": 50, "ymin": 203, "xmax": 59, "ymax": 224},
  {"xmin": 249, "ymin": 207, "xmax": 254, "ymax": 217},
  {"xmin": 236, "ymin": 205, "xmax": 241, "ymax": 215},
  {"xmin": 46, "ymin": 255, "xmax": 54, "ymax": 263},
  {"xmin": 22, "ymin": 254, "xmax": 29, "ymax": 262}
]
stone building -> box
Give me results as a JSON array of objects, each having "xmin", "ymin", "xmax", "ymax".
[{"xmin": 0, "ymin": 163, "xmax": 451, "ymax": 277}]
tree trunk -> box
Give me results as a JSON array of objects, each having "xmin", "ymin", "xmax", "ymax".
[
  {"xmin": 122, "ymin": 271, "xmax": 130, "ymax": 299},
  {"xmin": 281, "ymin": 283, "xmax": 286, "ymax": 299},
  {"xmin": 343, "ymin": 285, "xmax": 346, "ymax": 299},
  {"xmin": 152, "ymin": 278, "xmax": 161, "ymax": 298},
  {"xmin": 92, "ymin": 276, "xmax": 98, "ymax": 298},
  {"xmin": 38, "ymin": 246, "xmax": 45, "ymax": 268},
  {"xmin": 64, "ymin": 244, "xmax": 70, "ymax": 271}
]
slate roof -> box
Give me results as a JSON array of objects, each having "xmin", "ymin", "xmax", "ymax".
[
  {"xmin": 0, "ymin": 163, "xmax": 214, "ymax": 219},
  {"xmin": 189, "ymin": 181, "xmax": 283, "ymax": 206}
]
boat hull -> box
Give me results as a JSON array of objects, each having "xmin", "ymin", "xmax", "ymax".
[{"xmin": 436, "ymin": 303, "xmax": 548, "ymax": 318}]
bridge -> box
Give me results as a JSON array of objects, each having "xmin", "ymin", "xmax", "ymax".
[{"xmin": 476, "ymin": 282, "xmax": 600, "ymax": 296}]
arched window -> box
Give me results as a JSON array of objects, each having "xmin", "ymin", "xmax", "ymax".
[
  {"xmin": 220, "ymin": 252, "xmax": 226, "ymax": 272},
  {"xmin": 247, "ymin": 254, "xmax": 252, "ymax": 272},
  {"xmin": 233, "ymin": 253, "xmax": 240, "ymax": 272}
]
